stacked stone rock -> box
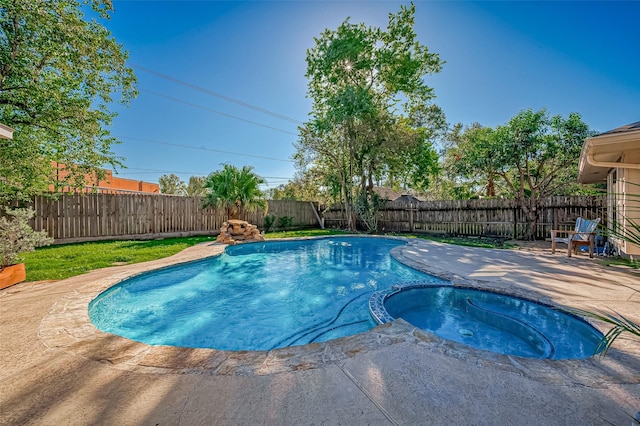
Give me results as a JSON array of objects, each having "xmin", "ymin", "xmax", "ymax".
[{"xmin": 216, "ymin": 219, "xmax": 265, "ymax": 244}]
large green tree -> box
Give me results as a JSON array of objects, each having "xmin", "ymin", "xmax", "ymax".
[
  {"xmin": 451, "ymin": 109, "xmax": 595, "ymax": 239},
  {"xmin": 297, "ymin": 4, "xmax": 444, "ymax": 230},
  {"xmin": 444, "ymin": 122, "xmax": 504, "ymax": 198},
  {"xmin": 185, "ymin": 176, "xmax": 208, "ymax": 197},
  {"xmin": 158, "ymin": 173, "xmax": 186, "ymax": 196},
  {"xmin": 268, "ymin": 172, "xmax": 325, "ymax": 203},
  {"xmin": 203, "ymin": 164, "xmax": 266, "ymax": 220},
  {"xmin": 0, "ymin": 0, "xmax": 137, "ymax": 204}
]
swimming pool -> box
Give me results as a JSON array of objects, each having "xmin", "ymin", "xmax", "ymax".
[
  {"xmin": 370, "ymin": 284, "xmax": 604, "ymax": 359},
  {"xmin": 89, "ymin": 237, "xmax": 444, "ymax": 351}
]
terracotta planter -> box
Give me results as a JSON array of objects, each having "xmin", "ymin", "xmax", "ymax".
[{"xmin": 0, "ymin": 263, "xmax": 26, "ymax": 290}]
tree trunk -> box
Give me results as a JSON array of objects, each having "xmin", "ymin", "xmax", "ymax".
[
  {"xmin": 339, "ymin": 170, "xmax": 354, "ymax": 231},
  {"xmin": 527, "ymin": 208, "xmax": 537, "ymax": 240},
  {"xmin": 486, "ymin": 175, "xmax": 496, "ymax": 197},
  {"xmin": 527, "ymin": 191, "xmax": 539, "ymax": 240}
]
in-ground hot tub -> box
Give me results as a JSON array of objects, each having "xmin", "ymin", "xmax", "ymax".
[{"xmin": 369, "ymin": 284, "xmax": 604, "ymax": 359}]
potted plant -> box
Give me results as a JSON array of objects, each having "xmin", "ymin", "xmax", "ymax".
[{"xmin": 0, "ymin": 208, "xmax": 52, "ymax": 289}]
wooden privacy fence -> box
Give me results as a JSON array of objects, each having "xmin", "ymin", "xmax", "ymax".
[
  {"xmin": 26, "ymin": 193, "xmax": 607, "ymax": 242},
  {"xmin": 324, "ymin": 196, "xmax": 607, "ymax": 240},
  {"xmin": 29, "ymin": 194, "xmax": 320, "ymax": 243}
]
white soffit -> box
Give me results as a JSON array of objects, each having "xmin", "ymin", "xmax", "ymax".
[
  {"xmin": 0, "ymin": 123, "xmax": 14, "ymax": 139},
  {"xmin": 578, "ymin": 122, "xmax": 640, "ymax": 184}
]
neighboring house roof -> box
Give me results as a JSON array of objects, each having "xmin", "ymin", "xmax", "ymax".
[
  {"xmin": 394, "ymin": 194, "xmax": 423, "ymax": 203},
  {"xmin": 372, "ymin": 187, "xmax": 425, "ymax": 202},
  {"xmin": 595, "ymin": 121, "xmax": 640, "ymax": 136},
  {"xmin": 577, "ymin": 121, "xmax": 640, "ymax": 184},
  {"xmin": 0, "ymin": 123, "xmax": 14, "ymax": 139},
  {"xmin": 372, "ymin": 186, "xmax": 402, "ymax": 201},
  {"xmin": 50, "ymin": 162, "xmax": 160, "ymax": 194}
]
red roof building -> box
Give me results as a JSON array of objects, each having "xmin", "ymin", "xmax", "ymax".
[{"xmin": 50, "ymin": 162, "xmax": 159, "ymax": 194}]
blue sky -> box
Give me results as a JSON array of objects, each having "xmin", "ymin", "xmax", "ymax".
[{"xmin": 104, "ymin": 1, "xmax": 640, "ymax": 190}]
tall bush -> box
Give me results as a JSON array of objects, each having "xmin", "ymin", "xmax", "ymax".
[{"xmin": 1, "ymin": 208, "xmax": 53, "ymax": 268}]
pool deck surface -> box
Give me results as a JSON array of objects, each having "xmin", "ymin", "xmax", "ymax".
[{"xmin": 1, "ymin": 237, "xmax": 639, "ymax": 425}]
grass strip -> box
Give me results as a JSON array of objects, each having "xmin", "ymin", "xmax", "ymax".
[{"xmin": 23, "ymin": 236, "xmax": 215, "ymax": 281}]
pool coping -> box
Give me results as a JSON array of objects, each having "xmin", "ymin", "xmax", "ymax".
[{"xmin": 36, "ymin": 236, "xmax": 640, "ymax": 387}]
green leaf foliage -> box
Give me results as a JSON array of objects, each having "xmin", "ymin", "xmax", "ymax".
[
  {"xmin": 448, "ymin": 109, "xmax": 595, "ymax": 239},
  {"xmin": 0, "ymin": 207, "xmax": 52, "ymax": 267},
  {"xmin": 0, "ymin": 0, "xmax": 137, "ymax": 204},
  {"xmin": 268, "ymin": 171, "xmax": 326, "ymax": 202},
  {"xmin": 158, "ymin": 173, "xmax": 187, "ymax": 195},
  {"xmin": 203, "ymin": 164, "xmax": 266, "ymax": 220},
  {"xmin": 298, "ymin": 4, "xmax": 444, "ymax": 229},
  {"xmin": 569, "ymin": 301, "xmax": 640, "ymax": 358},
  {"xmin": 185, "ymin": 176, "xmax": 208, "ymax": 197}
]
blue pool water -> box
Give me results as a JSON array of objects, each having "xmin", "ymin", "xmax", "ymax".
[
  {"xmin": 89, "ymin": 237, "xmax": 443, "ymax": 351},
  {"xmin": 377, "ymin": 285, "xmax": 604, "ymax": 359}
]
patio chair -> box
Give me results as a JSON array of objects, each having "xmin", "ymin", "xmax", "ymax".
[{"xmin": 550, "ymin": 217, "xmax": 601, "ymax": 258}]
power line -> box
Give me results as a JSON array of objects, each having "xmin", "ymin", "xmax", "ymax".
[
  {"xmin": 114, "ymin": 135, "xmax": 295, "ymax": 163},
  {"xmin": 140, "ymin": 88, "xmax": 298, "ymax": 136},
  {"xmin": 118, "ymin": 167, "xmax": 293, "ymax": 181},
  {"xmin": 116, "ymin": 168, "xmax": 207, "ymax": 175},
  {"xmin": 132, "ymin": 64, "xmax": 304, "ymax": 125}
]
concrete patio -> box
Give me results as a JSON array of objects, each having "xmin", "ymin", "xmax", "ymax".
[{"xmin": 1, "ymin": 238, "xmax": 639, "ymax": 425}]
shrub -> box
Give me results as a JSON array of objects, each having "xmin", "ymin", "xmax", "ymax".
[
  {"xmin": 0, "ymin": 208, "xmax": 53, "ymax": 268},
  {"xmin": 277, "ymin": 216, "xmax": 293, "ymax": 229},
  {"xmin": 263, "ymin": 215, "xmax": 276, "ymax": 232}
]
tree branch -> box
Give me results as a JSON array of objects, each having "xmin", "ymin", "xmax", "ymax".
[{"xmin": 0, "ymin": 16, "xmax": 22, "ymax": 89}]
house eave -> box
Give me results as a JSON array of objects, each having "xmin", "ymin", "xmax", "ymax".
[
  {"xmin": 0, "ymin": 123, "xmax": 14, "ymax": 139},
  {"xmin": 578, "ymin": 125, "xmax": 640, "ymax": 184}
]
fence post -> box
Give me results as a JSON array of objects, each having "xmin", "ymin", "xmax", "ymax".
[
  {"xmin": 309, "ymin": 201, "xmax": 324, "ymax": 229},
  {"xmin": 408, "ymin": 202, "xmax": 414, "ymax": 232}
]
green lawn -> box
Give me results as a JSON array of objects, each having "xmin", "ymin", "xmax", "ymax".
[
  {"xmin": 22, "ymin": 230, "xmax": 514, "ymax": 282},
  {"xmin": 23, "ymin": 236, "xmax": 215, "ymax": 281}
]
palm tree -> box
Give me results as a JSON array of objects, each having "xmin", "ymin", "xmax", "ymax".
[{"xmin": 203, "ymin": 164, "xmax": 267, "ymax": 220}]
